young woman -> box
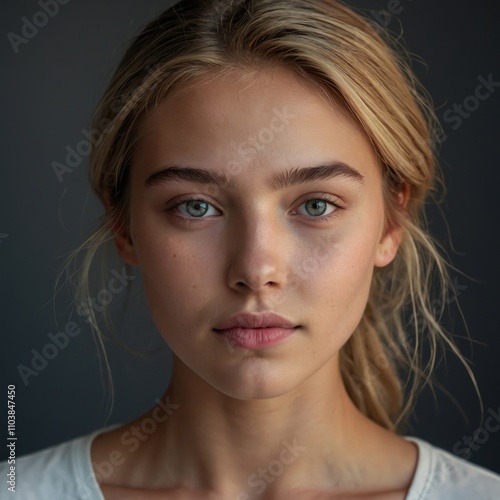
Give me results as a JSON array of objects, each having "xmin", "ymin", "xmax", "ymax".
[{"xmin": 3, "ymin": 0, "xmax": 500, "ymax": 498}]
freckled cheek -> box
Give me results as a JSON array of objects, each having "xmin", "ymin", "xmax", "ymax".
[
  {"xmin": 137, "ymin": 234, "xmax": 217, "ymax": 288},
  {"xmin": 133, "ymin": 233, "xmax": 225, "ymax": 335}
]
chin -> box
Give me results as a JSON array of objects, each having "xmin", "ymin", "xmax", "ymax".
[{"xmin": 206, "ymin": 357, "xmax": 306, "ymax": 401}]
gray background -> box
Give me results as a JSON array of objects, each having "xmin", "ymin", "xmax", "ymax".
[{"xmin": 1, "ymin": 0, "xmax": 499, "ymax": 474}]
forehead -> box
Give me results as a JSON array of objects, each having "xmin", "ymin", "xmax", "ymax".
[{"xmin": 132, "ymin": 67, "xmax": 380, "ymax": 181}]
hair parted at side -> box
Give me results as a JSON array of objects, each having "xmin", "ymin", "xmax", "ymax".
[{"xmin": 65, "ymin": 0, "xmax": 478, "ymax": 430}]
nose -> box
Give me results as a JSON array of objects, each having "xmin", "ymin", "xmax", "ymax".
[{"xmin": 225, "ymin": 210, "xmax": 289, "ymax": 293}]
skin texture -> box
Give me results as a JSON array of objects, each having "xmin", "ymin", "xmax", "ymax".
[{"xmin": 92, "ymin": 66, "xmax": 417, "ymax": 499}]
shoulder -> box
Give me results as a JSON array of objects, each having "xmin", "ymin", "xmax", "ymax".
[
  {"xmin": 0, "ymin": 426, "xmax": 117, "ymax": 500},
  {"xmin": 405, "ymin": 436, "xmax": 500, "ymax": 500}
]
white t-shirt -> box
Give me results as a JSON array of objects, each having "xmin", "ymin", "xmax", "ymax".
[{"xmin": 1, "ymin": 426, "xmax": 499, "ymax": 499}]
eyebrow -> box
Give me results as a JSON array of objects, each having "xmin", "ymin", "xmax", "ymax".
[{"xmin": 144, "ymin": 160, "xmax": 365, "ymax": 190}]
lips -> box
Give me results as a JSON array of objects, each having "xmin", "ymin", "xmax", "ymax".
[
  {"xmin": 213, "ymin": 311, "xmax": 298, "ymax": 330},
  {"xmin": 212, "ymin": 311, "xmax": 299, "ymax": 349}
]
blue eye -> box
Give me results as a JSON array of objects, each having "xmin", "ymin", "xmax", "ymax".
[
  {"xmin": 298, "ymin": 197, "xmax": 341, "ymax": 219},
  {"xmin": 182, "ymin": 200, "xmax": 209, "ymax": 217},
  {"xmin": 169, "ymin": 197, "xmax": 220, "ymax": 218},
  {"xmin": 301, "ymin": 199, "xmax": 333, "ymax": 217}
]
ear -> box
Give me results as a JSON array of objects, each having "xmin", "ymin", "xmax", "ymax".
[
  {"xmin": 103, "ymin": 193, "xmax": 139, "ymax": 267},
  {"xmin": 374, "ymin": 184, "xmax": 410, "ymax": 268}
]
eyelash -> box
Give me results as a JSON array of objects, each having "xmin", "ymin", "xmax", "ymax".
[{"xmin": 165, "ymin": 194, "xmax": 343, "ymax": 224}]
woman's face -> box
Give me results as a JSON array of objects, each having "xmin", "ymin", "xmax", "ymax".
[{"xmin": 117, "ymin": 67, "xmax": 401, "ymax": 399}]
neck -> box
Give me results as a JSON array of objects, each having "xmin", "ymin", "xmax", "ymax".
[{"xmin": 150, "ymin": 355, "xmax": 384, "ymax": 496}]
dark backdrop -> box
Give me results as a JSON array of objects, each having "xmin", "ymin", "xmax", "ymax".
[{"xmin": 1, "ymin": 0, "xmax": 499, "ymax": 474}]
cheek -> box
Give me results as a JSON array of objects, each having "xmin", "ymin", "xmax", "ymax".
[
  {"xmin": 309, "ymin": 244, "xmax": 372, "ymax": 313},
  {"xmin": 301, "ymin": 216, "xmax": 382, "ymax": 337},
  {"xmin": 131, "ymin": 202, "xmax": 216, "ymax": 287},
  {"xmin": 131, "ymin": 223, "xmax": 221, "ymax": 336}
]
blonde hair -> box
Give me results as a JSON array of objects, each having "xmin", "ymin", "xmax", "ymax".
[{"xmin": 66, "ymin": 0, "xmax": 477, "ymax": 430}]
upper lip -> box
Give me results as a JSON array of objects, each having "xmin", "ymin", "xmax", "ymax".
[{"xmin": 213, "ymin": 311, "xmax": 298, "ymax": 330}]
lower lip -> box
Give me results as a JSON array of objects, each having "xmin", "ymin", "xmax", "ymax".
[{"xmin": 213, "ymin": 327, "xmax": 297, "ymax": 349}]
